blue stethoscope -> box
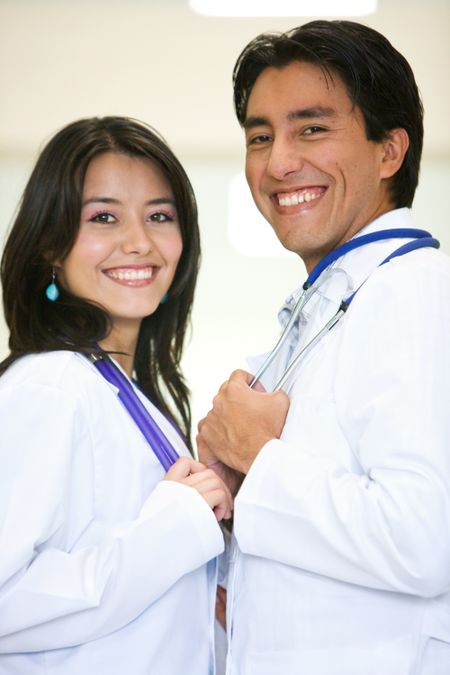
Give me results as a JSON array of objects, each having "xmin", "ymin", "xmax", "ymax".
[
  {"xmin": 249, "ymin": 228, "xmax": 440, "ymax": 392},
  {"xmin": 91, "ymin": 227, "xmax": 439, "ymax": 471}
]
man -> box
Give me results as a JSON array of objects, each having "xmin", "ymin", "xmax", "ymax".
[{"xmin": 198, "ymin": 20, "xmax": 450, "ymax": 675}]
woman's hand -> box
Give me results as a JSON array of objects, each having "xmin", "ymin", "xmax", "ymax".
[{"xmin": 164, "ymin": 456, "xmax": 233, "ymax": 521}]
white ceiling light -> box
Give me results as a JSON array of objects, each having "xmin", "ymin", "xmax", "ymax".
[{"xmin": 189, "ymin": 0, "xmax": 377, "ymax": 17}]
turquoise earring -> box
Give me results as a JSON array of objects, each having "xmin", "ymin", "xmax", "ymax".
[
  {"xmin": 45, "ymin": 267, "xmax": 60, "ymax": 302},
  {"xmin": 160, "ymin": 293, "xmax": 169, "ymax": 305}
]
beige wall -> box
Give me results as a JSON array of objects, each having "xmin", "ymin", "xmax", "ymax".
[{"xmin": 1, "ymin": 0, "xmax": 449, "ymax": 428}]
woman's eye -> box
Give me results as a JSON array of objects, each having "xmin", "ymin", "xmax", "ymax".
[
  {"xmin": 149, "ymin": 212, "xmax": 174, "ymax": 223},
  {"xmin": 90, "ymin": 212, "xmax": 115, "ymax": 224}
]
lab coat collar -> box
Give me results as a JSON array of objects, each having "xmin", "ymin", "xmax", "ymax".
[{"xmin": 278, "ymin": 207, "xmax": 417, "ymax": 329}]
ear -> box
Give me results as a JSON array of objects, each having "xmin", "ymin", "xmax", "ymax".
[
  {"xmin": 379, "ymin": 128, "xmax": 409, "ymax": 180},
  {"xmin": 43, "ymin": 251, "xmax": 61, "ymax": 268}
]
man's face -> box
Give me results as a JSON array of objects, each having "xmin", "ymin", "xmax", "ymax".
[{"xmin": 244, "ymin": 60, "xmax": 396, "ymax": 272}]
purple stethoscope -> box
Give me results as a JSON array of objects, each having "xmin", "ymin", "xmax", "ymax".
[
  {"xmin": 89, "ymin": 353, "xmax": 179, "ymax": 472},
  {"xmin": 91, "ymin": 227, "xmax": 439, "ymax": 471}
]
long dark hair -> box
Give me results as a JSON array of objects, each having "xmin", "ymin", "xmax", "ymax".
[
  {"xmin": 0, "ymin": 116, "xmax": 200, "ymax": 448},
  {"xmin": 233, "ymin": 20, "xmax": 423, "ymax": 209}
]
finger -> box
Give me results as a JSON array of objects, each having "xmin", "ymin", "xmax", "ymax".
[
  {"xmin": 212, "ymin": 496, "xmax": 232, "ymax": 521},
  {"xmin": 273, "ymin": 389, "xmax": 291, "ymax": 408},
  {"xmin": 197, "ymin": 414, "xmax": 220, "ymax": 448},
  {"xmin": 212, "ymin": 390, "xmax": 224, "ymax": 408},
  {"xmin": 183, "ymin": 472, "xmax": 226, "ymax": 492},
  {"xmin": 214, "ymin": 505, "xmax": 226, "ymax": 521},
  {"xmin": 214, "ymin": 502, "xmax": 233, "ymax": 521},
  {"xmin": 274, "ymin": 388, "xmax": 290, "ymax": 401},
  {"xmin": 192, "ymin": 479, "xmax": 233, "ymax": 517},
  {"xmin": 196, "ymin": 437, "xmax": 210, "ymax": 463},
  {"xmin": 164, "ymin": 456, "xmax": 193, "ymax": 481},
  {"xmin": 197, "ymin": 416, "xmax": 206, "ymax": 433},
  {"xmin": 197, "ymin": 438, "xmax": 219, "ymax": 468},
  {"xmin": 167, "ymin": 461, "xmax": 234, "ymax": 508},
  {"xmin": 217, "ymin": 379, "xmax": 230, "ymax": 396},
  {"xmin": 197, "ymin": 486, "xmax": 229, "ymax": 511},
  {"xmin": 229, "ymin": 369, "xmax": 252, "ymax": 383},
  {"xmin": 187, "ymin": 459, "xmax": 207, "ymax": 474},
  {"xmin": 198, "ymin": 409, "xmax": 218, "ymax": 436}
]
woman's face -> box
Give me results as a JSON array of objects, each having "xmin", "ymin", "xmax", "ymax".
[{"xmin": 57, "ymin": 152, "xmax": 183, "ymax": 341}]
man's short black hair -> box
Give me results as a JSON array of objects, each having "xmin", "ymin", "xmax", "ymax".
[{"xmin": 233, "ymin": 20, "xmax": 423, "ymax": 208}]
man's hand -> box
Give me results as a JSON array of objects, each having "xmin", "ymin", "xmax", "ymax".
[
  {"xmin": 196, "ymin": 369, "xmax": 290, "ymax": 475},
  {"xmin": 197, "ymin": 434, "xmax": 244, "ymax": 497}
]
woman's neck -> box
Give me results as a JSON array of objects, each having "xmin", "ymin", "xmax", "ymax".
[{"xmin": 99, "ymin": 324, "xmax": 139, "ymax": 378}]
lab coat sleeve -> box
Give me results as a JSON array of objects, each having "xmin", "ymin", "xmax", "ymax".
[
  {"xmin": 234, "ymin": 254, "xmax": 450, "ymax": 597},
  {"xmin": 0, "ymin": 382, "xmax": 224, "ymax": 653}
]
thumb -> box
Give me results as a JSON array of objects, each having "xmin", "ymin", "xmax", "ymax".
[
  {"xmin": 188, "ymin": 459, "xmax": 208, "ymax": 474},
  {"xmin": 250, "ymin": 377, "xmax": 266, "ymax": 392},
  {"xmin": 165, "ymin": 456, "xmax": 196, "ymax": 481}
]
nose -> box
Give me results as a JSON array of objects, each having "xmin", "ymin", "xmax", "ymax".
[
  {"xmin": 266, "ymin": 136, "xmax": 304, "ymax": 180},
  {"xmin": 121, "ymin": 218, "xmax": 154, "ymax": 255}
]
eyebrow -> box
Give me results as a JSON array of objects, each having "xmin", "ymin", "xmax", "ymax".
[
  {"xmin": 82, "ymin": 196, "xmax": 176, "ymax": 207},
  {"xmin": 243, "ymin": 106, "xmax": 336, "ymax": 130}
]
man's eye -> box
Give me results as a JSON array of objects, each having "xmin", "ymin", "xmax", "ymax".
[
  {"xmin": 248, "ymin": 134, "xmax": 272, "ymax": 146},
  {"xmin": 90, "ymin": 212, "xmax": 115, "ymax": 223},
  {"xmin": 303, "ymin": 126, "xmax": 326, "ymax": 135}
]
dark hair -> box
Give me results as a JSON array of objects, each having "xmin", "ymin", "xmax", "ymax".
[
  {"xmin": 233, "ymin": 20, "xmax": 423, "ymax": 208},
  {"xmin": 0, "ymin": 116, "xmax": 200, "ymax": 448}
]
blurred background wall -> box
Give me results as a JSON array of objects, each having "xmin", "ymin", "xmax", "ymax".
[{"xmin": 1, "ymin": 0, "xmax": 449, "ymax": 430}]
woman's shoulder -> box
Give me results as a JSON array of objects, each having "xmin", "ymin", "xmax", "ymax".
[{"xmin": 0, "ymin": 350, "xmax": 97, "ymax": 393}]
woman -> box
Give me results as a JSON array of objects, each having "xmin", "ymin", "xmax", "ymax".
[{"xmin": 0, "ymin": 117, "xmax": 231, "ymax": 674}]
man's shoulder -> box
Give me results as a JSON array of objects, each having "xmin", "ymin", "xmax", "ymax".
[
  {"xmin": 344, "ymin": 246, "xmax": 450, "ymax": 336},
  {"xmin": 370, "ymin": 245, "xmax": 450, "ymax": 293}
]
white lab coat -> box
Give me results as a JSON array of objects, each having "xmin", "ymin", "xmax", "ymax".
[
  {"xmin": 226, "ymin": 209, "xmax": 450, "ymax": 675},
  {"xmin": 0, "ymin": 350, "xmax": 224, "ymax": 674}
]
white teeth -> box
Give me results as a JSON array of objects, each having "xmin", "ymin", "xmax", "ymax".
[
  {"xmin": 108, "ymin": 268, "xmax": 153, "ymax": 281},
  {"xmin": 277, "ymin": 190, "xmax": 319, "ymax": 206}
]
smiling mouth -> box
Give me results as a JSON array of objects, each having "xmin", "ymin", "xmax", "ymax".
[
  {"xmin": 275, "ymin": 186, "xmax": 326, "ymax": 207},
  {"xmin": 104, "ymin": 266, "xmax": 156, "ymax": 283}
]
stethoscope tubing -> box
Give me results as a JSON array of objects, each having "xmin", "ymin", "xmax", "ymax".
[
  {"xmin": 251, "ymin": 230, "xmax": 439, "ymax": 393},
  {"xmin": 274, "ymin": 304, "xmax": 346, "ymax": 391},
  {"xmin": 248, "ymin": 284, "xmax": 317, "ymax": 388},
  {"xmin": 90, "ymin": 354, "xmax": 179, "ymax": 471}
]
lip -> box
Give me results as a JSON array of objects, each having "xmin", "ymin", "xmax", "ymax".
[{"xmin": 102, "ymin": 264, "xmax": 159, "ymax": 287}]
